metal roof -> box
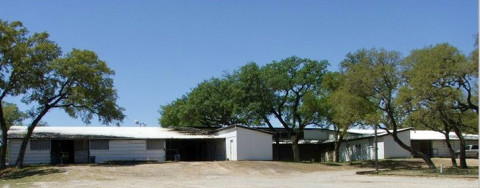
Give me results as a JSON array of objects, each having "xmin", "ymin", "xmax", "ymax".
[
  {"xmin": 8, "ymin": 126, "xmax": 223, "ymax": 139},
  {"xmin": 321, "ymin": 128, "xmax": 413, "ymax": 144},
  {"xmin": 410, "ymin": 130, "xmax": 478, "ymax": 141}
]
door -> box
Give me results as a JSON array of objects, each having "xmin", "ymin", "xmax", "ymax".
[
  {"xmin": 229, "ymin": 140, "xmax": 233, "ymax": 160},
  {"xmin": 74, "ymin": 140, "xmax": 89, "ymax": 163}
]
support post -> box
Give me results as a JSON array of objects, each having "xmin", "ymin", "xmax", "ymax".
[{"xmin": 374, "ymin": 124, "xmax": 378, "ymax": 173}]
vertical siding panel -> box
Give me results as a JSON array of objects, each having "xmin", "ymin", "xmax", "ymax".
[
  {"xmin": 89, "ymin": 140, "xmax": 165, "ymax": 163},
  {"xmin": 8, "ymin": 139, "xmax": 50, "ymax": 165}
]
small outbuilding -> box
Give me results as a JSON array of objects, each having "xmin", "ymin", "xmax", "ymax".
[{"xmin": 7, "ymin": 125, "xmax": 273, "ymax": 165}]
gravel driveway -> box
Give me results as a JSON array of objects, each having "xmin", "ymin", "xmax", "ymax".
[{"xmin": 1, "ymin": 161, "xmax": 478, "ymax": 188}]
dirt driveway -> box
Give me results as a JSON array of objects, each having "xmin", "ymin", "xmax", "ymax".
[{"xmin": 1, "ymin": 160, "xmax": 478, "ymax": 188}]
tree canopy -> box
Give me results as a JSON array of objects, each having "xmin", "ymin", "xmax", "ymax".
[
  {"xmin": 399, "ymin": 43, "xmax": 478, "ymax": 168},
  {"xmin": 0, "ymin": 20, "xmax": 125, "ymax": 168},
  {"xmin": 159, "ymin": 56, "xmax": 330, "ymax": 161}
]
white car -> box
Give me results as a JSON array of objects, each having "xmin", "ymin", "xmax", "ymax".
[{"xmin": 455, "ymin": 145, "xmax": 478, "ymax": 158}]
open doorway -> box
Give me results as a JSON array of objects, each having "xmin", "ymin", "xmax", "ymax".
[
  {"xmin": 165, "ymin": 139, "xmax": 225, "ymax": 161},
  {"xmin": 51, "ymin": 140, "xmax": 75, "ymax": 164}
]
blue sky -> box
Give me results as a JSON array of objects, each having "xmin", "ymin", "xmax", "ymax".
[{"xmin": 0, "ymin": 1, "xmax": 478, "ymax": 127}]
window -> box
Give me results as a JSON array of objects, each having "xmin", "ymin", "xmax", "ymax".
[
  {"xmin": 30, "ymin": 140, "xmax": 50, "ymax": 150},
  {"xmin": 74, "ymin": 140, "xmax": 88, "ymax": 151},
  {"xmin": 147, "ymin": 140, "xmax": 162, "ymax": 150},
  {"xmin": 90, "ymin": 140, "xmax": 109, "ymax": 150},
  {"xmin": 355, "ymin": 144, "xmax": 361, "ymax": 150}
]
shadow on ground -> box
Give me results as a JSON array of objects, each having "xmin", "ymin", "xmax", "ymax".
[
  {"xmin": 91, "ymin": 160, "xmax": 162, "ymax": 167},
  {"xmin": 0, "ymin": 167, "xmax": 64, "ymax": 180},
  {"xmin": 349, "ymin": 160, "xmax": 424, "ymax": 170}
]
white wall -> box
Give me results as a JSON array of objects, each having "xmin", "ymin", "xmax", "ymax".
[
  {"xmin": 383, "ymin": 131, "xmax": 411, "ymax": 158},
  {"xmin": 9, "ymin": 139, "xmax": 50, "ymax": 165},
  {"xmin": 377, "ymin": 137, "xmax": 385, "ymax": 159},
  {"xmin": 215, "ymin": 127, "xmax": 272, "ymax": 161},
  {"xmin": 431, "ymin": 140, "xmax": 477, "ymax": 157},
  {"xmin": 236, "ymin": 127, "xmax": 272, "ymax": 161},
  {"xmin": 339, "ymin": 138, "xmax": 375, "ymax": 162},
  {"xmin": 90, "ymin": 139, "xmax": 165, "ymax": 163},
  {"xmin": 216, "ymin": 128, "xmax": 237, "ymax": 161}
]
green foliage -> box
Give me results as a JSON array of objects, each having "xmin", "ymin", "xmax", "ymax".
[
  {"xmin": 399, "ymin": 41, "xmax": 478, "ymax": 171},
  {"xmin": 159, "ymin": 56, "xmax": 330, "ymax": 162},
  {"xmin": 159, "ymin": 56, "xmax": 330, "ymax": 131},
  {"xmin": 160, "ymin": 78, "xmax": 243, "ymax": 127},
  {"xmin": 2, "ymin": 102, "xmax": 25, "ymax": 128},
  {"xmin": 0, "ymin": 20, "xmax": 125, "ymax": 167},
  {"xmin": 159, "ymin": 96, "xmax": 191, "ymax": 127},
  {"xmin": 230, "ymin": 63, "xmax": 274, "ymax": 126},
  {"xmin": 46, "ymin": 49, "xmax": 125, "ymax": 125},
  {"xmin": 0, "ymin": 21, "xmax": 61, "ymax": 97},
  {"xmin": 341, "ymin": 48, "xmax": 403, "ymax": 128},
  {"xmin": 400, "ymin": 43, "xmax": 478, "ymax": 133},
  {"xmin": 262, "ymin": 56, "xmax": 329, "ymax": 130},
  {"xmin": 0, "ymin": 20, "xmax": 125, "ymax": 126}
]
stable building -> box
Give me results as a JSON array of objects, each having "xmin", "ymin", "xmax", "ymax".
[
  {"xmin": 7, "ymin": 125, "xmax": 272, "ymax": 165},
  {"xmin": 410, "ymin": 130, "xmax": 478, "ymax": 158},
  {"xmin": 318, "ymin": 128, "xmax": 478, "ymax": 162},
  {"xmin": 320, "ymin": 128, "xmax": 412, "ymax": 162}
]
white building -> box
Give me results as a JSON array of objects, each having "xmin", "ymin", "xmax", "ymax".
[
  {"xmin": 319, "ymin": 128, "xmax": 478, "ymax": 162},
  {"xmin": 7, "ymin": 125, "xmax": 272, "ymax": 165},
  {"xmin": 321, "ymin": 128, "xmax": 411, "ymax": 162},
  {"xmin": 410, "ymin": 130, "xmax": 478, "ymax": 158}
]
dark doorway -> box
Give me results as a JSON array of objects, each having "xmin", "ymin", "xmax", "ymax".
[
  {"xmin": 273, "ymin": 144, "xmax": 323, "ymax": 162},
  {"xmin": 74, "ymin": 140, "xmax": 89, "ymax": 163},
  {"xmin": 411, "ymin": 140, "xmax": 432, "ymax": 158},
  {"xmin": 51, "ymin": 140, "xmax": 75, "ymax": 164},
  {"xmin": 165, "ymin": 139, "xmax": 225, "ymax": 161}
]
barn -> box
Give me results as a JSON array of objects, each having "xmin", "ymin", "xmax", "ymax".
[{"xmin": 7, "ymin": 125, "xmax": 272, "ymax": 165}]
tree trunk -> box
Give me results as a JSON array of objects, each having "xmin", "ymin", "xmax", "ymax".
[
  {"xmin": 0, "ymin": 101, "xmax": 8, "ymax": 169},
  {"xmin": 15, "ymin": 126, "xmax": 35, "ymax": 168},
  {"xmin": 0, "ymin": 126, "xmax": 7, "ymax": 169},
  {"xmin": 443, "ymin": 132, "xmax": 457, "ymax": 167},
  {"xmin": 274, "ymin": 133, "xmax": 280, "ymax": 161},
  {"xmin": 452, "ymin": 126, "xmax": 467, "ymax": 168},
  {"xmin": 374, "ymin": 124, "xmax": 378, "ymax": 172},
  {"xmin": 388, "ymin": 130, "xmax": 436, "ymax": 169},
  {"xmin": 385, "ymin": 102, "xmax": 436, "ymax": 169},
  {"xmin": 291, "ymin": 134, "xmax": 300, "ymax": 162},
  {"xmin": 334, "ymin": 134, "xmax": 344, "ymax": 162},
  {"xmin": 263, "ymin": 117, "xmax": 279, "ymax": 161},
  {"xmin": 15, "ymin": 106, "xmax": 50, "ymax": 168}
]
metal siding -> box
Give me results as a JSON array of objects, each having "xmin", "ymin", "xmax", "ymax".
[
  {"xmin": 217, "ymin": 128, "xmax": 237, "ymax": 161},
  {"xmin": 89, "ymin": 140, "xmax": 165, "ymax": 163},
  {"xmin": 236, "ymin": 128, "xmax": 272, "ymax": 161},
  {"xmin": 431, "ymin": 140, "xmax": 478, "ymax": 157},
  {"xmin": 9, "ymin": 139, "xmax": 50, "ymax": 165},
  {"xmin": 383, "ymin": 131, "xmax": 411, "ymax": 158}
]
